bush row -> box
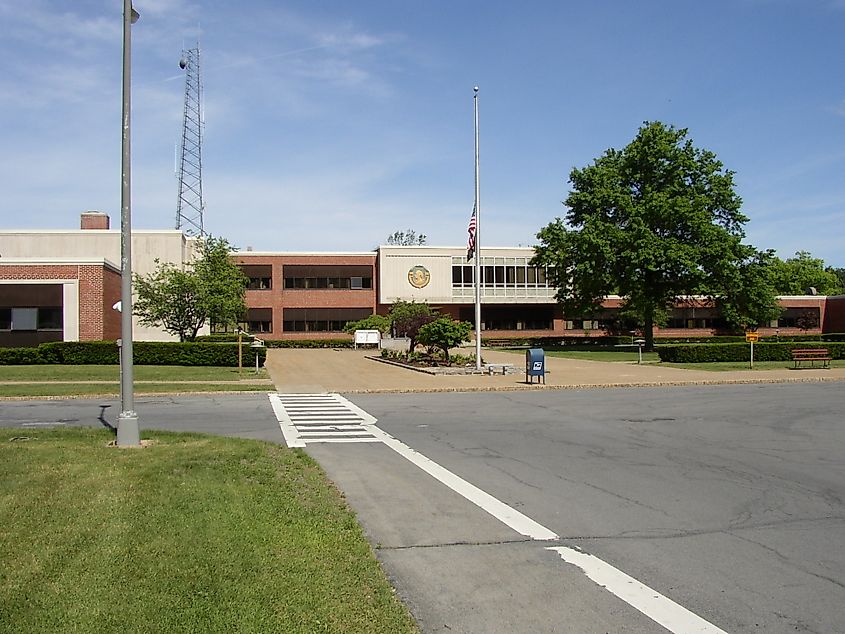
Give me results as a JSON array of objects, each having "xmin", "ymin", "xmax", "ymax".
[
  {"xmin": 483, "ymin": 335, "xmax": 632, "ymax": 348},
  {"xmin": 483, "ymin": 333, "xmax": 845, "ymax": 348},
  {"xmin": 194, "ymin": 335, "xmax": 355, "ymax": 348},
  {"xmin": 0, "ymin": 341, "xmax": 267, "ymax": 366},
  {"xmin": 656, "ymin": 342, "xmax": 845, "ymax": 363}
]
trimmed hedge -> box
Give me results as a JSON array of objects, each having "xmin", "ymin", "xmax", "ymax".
[
  {"xmin": 195, "ymin": 335, "xmax": 355, "ymax": 348},
  {"xmin": 656, "ymin": 334, "xmax": 826, "ymax": 344},
  {"xmin": 656, "ymin": 342, "xmax": 845, "ymax": 363},
  {"xmin": 0, "ymin": 341, "xmax": 267, "ymax": 367},
  {"xmin": 265, "ymin": 339, "xmax": 354, "ymax": 349},
  {"xmin": 483, "ymin": 335, "xmax": 630, "ymax": 347},
  {"xmin": 0, "ymin": 347, "xmax": 46, "ymax": 365},
  {"xmin": 195, "ymin": 334, "xmax": 240, "ymax": 343}
]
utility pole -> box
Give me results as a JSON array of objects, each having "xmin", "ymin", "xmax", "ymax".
[{"xmin": 117, "ymin": 0, "xmax": 140, "ymax": 446}]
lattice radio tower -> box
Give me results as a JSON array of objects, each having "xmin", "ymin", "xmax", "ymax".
[{"xmin": 175, "ymin": 45, "xmax": 205, "ymax": 236}]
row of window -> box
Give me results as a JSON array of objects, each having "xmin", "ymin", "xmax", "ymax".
[
  {"xmin": 284, "ymin": 277, "xmax": 372, "ymax": 290},
  {"xmin": 245, "ymin": 276, "xmax": 376, "ymax": 290},
  {"xmin": 0, "ymin": 307, "xmax": 62, "ymax": 331},
  {"xmin": 452, "ymin": 265, "xmax": 551, "ymax": 288}
]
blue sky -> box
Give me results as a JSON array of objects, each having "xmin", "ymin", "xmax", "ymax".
[{"xmin": 1, "ymin": 0, "xmax": 844, "ymax": 266}]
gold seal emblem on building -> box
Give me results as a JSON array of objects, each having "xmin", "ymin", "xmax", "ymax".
[{"xmin": 408, "ymin": 265, "xmax": 431, "ymax": 289}]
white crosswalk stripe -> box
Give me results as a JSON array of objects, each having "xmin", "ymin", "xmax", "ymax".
[{"xmin": 269, "ymin": 393, "xmax": 380, "ymax": 447}]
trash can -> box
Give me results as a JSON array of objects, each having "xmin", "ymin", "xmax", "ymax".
[{"xmin": 526, "ymin": 348, "xmax": 545, "ymax": 384}]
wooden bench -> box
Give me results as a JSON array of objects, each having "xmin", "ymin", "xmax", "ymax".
[{"xmin": 791, "ymin": 348, "xmax": 832, "ymax": 369}]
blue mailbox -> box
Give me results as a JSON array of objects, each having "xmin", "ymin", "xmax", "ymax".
[{"xmin": 526, "ymin": 348, "xmax": 545, "ymax": 384}]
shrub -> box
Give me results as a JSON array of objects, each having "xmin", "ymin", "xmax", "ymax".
[
  {"xmin": 39, "ymin": 341, "xmax": 119, "ymax": 364},
  {"xmin": 195, "ymin": 334, "xmax": 240, "ymax": 342},
  {"xmin": 0, "ymin": 341, "xmax": 266, "ymax": 367},
  {"xmin": 0, "ymin": 347, "xmax": 45, "ymax": 365},
  {"xmin": 265, "ymin": 339, "xmax": 354, "ymax": 349},
  {"xmin": 417, "ymin": 318, "xmax": 472, "ymax": 361},
  {"xmin": 656, "ymin": 342, "xmax": 845, "ymax": 363},
  {"xmin": 342, "ymin": 314, "xmax": 391, "ymax": 334}
]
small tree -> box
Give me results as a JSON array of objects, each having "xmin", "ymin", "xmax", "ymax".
[
  {"xmin": 796, "ymin": 310, "xmax": 820, "ymax": 332},
  {"xmin": 134, "ymin": 235, "xmax": 247, "ymax": 341},
  {"xmin": 342, "ymin": 314, "xmax": 391, "ymax": 335},
  {"xmin": 388, "ymin": 301, "xmax": 436, "ymax": 351},
  {"xmin": 193, "ymin": 236, "xmax": 249, "ymax": 331},
  {"xmin": 133, "ymin": 262, "xmax": 206, "ymax": 341},
  {"xmin": 386, "ymin": 229, "xmax": 427, "ymax": 246},
  {"xmin": 417, "ymin": 318, "xmax": 472, "ymax": 362}
]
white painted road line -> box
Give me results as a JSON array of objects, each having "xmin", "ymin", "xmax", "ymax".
[
  {"xmin": 547, "ymin": 546, "xmax": 728, "ymax": 633},
  {"xmin": 270, "ymin": 393, "xmax": 729, "ymax": 632},
  {"xmin": 269, "ymin": 393, "xmax": 305, "ymax": 447},
  {"xmin": 365, "ymin": 423, "xmax": 560, "ymax": 542}
]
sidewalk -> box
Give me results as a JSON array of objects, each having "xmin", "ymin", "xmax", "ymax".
[{"xmin": 264, "ymin": 347, "xmax": 845, "ymax": 394}]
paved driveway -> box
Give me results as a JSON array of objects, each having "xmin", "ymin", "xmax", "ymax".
[{"xmin": 265, "ymin": 347, "xmax": 845, "ymax": 393}]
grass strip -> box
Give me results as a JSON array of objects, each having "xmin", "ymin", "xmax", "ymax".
[
  {"xmin": 0, "ymin": 428, "xmax": 418, "ymax": 634},
  {"xmin": 0, "ymin": 365, "xmax": 269, "ymax": 382},
  {"xmin": 0, "ymin": 383, "xmax": 273, "ymax": 398}
]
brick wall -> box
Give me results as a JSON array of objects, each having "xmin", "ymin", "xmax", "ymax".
[
  {"xmin": 823, "ymin": 296, "xmax": 845, "ymax": 333},
  {"xmin": 1, "ymin": 263, "xmax": 116, "ymax": 342},
  {"xmin": 102, "ymin": 267, "xmax": 122, "ymax": 340},
  {"xmin": 235, "ymin": 253, "xmax": 377, "ymax": 340}
]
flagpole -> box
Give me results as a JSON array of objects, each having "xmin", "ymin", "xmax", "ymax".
[{"xmin": 473, "ymin": 86, "xmax": 482, "ymax": 371}]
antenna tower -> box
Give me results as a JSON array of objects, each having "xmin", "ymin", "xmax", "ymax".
[{"xmin": 176, "ymin": 45, "xmax": 205, "ymax": 236}]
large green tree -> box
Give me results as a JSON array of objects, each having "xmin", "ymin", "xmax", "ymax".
[
  {"xmin": 532, "ymin": 121, "xmax": 779, "ymax": 349},
  {"xmin": 768, "ymin": 251, "xmax": 844, "ymax": 296},
  {"xmin": 134, "ymin": 236, "xmax": 247, "ymax": 341}
]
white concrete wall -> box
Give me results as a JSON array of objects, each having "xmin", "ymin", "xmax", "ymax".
[
  {"xmin": 0, "ymin": 230, "xmax": 197, "ymax": 341},
  {"xmin": 377, "ymin": 245, "xmax": 557, "ymax": 305}
]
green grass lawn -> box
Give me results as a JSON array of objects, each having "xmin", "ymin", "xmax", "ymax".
[
  {"xmin": 540, "ymin": 349, "xmax": 662, "ymax": 363},
  {"xmin": 501, "ymin": 348, "xmax": 843, "ymax": 371},
  {"xmin": 502, "ymin": 348, "xmax": 661, "ymax": 363},
  {"xmin": 0, "ymin": 365, "xmax": 272, "ymax": 397},
  {"xmin": 0, "ymin": 428, "xmax": 418, "ymax": 634}
]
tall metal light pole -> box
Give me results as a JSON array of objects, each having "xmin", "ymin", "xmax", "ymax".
[
  {"xmin": 118, "ymin": 0, "xmax": 141, "ymax": 446},
  {"xmin": 473, "ymin": 86, "xmax": 482, "ymax": 371}
]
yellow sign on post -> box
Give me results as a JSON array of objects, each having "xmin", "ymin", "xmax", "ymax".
[{"xmin": 745, "ymin": 332, "xmax": 759, "ymax": 342}]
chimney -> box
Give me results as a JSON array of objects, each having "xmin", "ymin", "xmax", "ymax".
[{"xmin": 81, "ymin": 211, "xmax": 110, "ymax": 230}]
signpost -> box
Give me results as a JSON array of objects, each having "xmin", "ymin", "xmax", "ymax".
[{"xmin": 745, "ymin": 332, "xmax": 759, "ymax": 369}]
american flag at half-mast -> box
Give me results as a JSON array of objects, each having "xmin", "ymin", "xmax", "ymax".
[{"xmin": 467, "ymin": 204, "xmax": 477, "ymax": 260}]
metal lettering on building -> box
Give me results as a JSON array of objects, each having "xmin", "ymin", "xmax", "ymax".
[{"xmin": 408, "ymin": 265, "xmax": 431, "ymax": 289}]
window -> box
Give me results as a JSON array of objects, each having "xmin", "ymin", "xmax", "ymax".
[
  {"xmin": 247, "ymin": 320, "xmax": 272, "ymax": 333},
  {"xmin": 244, "ymin": 308, "xmax": 272, "ymax": 333},
  {"xmin": 239, "ymin": 264, "xmax": 273, "ymax": 290},
  {"xmin": 0, "ymin": 307, "xmax": 62, "ymax": 331},
  {"xmin": 11, "ymin": 308, "xmax": 37, "ymax": 330},
  {"xmin": 282, "ymin": 308, "xmax": 371, "ymax": 332},
  {"xmin": 283, "ymin": 265, "xmax": 373, "ymax": 291},
  {"xmin": 37, "ymin": 307, "xmax": 63, "ymax": 330},
  {"xmin": 247, "ymin": 277, "xmax": 271, "ymax": 290}
]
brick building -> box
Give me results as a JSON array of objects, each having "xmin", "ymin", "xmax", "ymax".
[
  {"xmin": 0, "ymin": 212, "xmax": 192, "ymax": 347},
  {"xmin": 1, "ymin": 213, "xmax": 842, "ymax": 345}
]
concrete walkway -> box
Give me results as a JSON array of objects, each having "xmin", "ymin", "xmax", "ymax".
[{"xmin": 264, "ymin": 347, "xmax": 845, "ymax": 393}]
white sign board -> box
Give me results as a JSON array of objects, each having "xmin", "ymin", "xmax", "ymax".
[{"xmin": 354, "ymin": 329, "xmax": 381, "ymax": 348}]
